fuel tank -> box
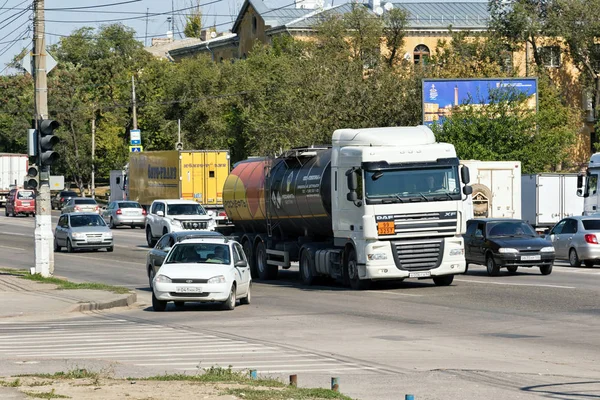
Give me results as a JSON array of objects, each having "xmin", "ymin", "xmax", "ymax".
[{"xmin": 223, "ymin": 148, "xmax": 332, "ymax": 238}]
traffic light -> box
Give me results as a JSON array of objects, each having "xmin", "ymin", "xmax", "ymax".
[
  {"xmin": 25, "ymin": 165, "xmax": 39, "ymax": 189},
  {"xmin": 38, "ymin": 119, "xmax": 60, "ymax": 167}
]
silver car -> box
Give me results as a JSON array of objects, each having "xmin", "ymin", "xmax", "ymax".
[
  {"xmin": 548, "ymin": 216, "xmax": 600, "ymax": 267},
  {"xmin": 146, "ymin": 230, "xmax": 224, "ymax": 288},
  {"xmin": 101, "ymin": 201, "xmax": 146, "ymax": 229},
  {"xmin": 61, "ymin": 198, "xmax": 100, "ymax": 214},
  {"xmin": 54, "ymin": 213, "xmax": 113, "ymax": 253}
]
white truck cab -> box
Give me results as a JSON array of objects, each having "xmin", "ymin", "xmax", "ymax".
[{"xmin": 578, "ymin": 153, "xmax": 600, "ymax": 215}]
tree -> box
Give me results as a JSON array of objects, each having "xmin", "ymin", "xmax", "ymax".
[
  {"xmin": 183, "ymin": 1, "xmax": 203, "ymax": 38},
  {"xmin": 383, "ymin": 8, "xmax": 409, "ymax": 67}
]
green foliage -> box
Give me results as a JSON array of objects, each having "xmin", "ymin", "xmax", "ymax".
[
  {"xmin": 21, "ymin": 273, "xmax": 131, "ymax": 294},
  {"xmin": 21, "ymin": 389, "xmax": 69, "ymax": 399},
  {"xmin": 141, "ymin": 366, "xmax": 283, "ymax": 387}
]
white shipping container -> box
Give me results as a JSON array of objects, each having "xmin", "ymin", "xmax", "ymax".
[
  {"xmin": 461, "ymin": 160, "xmax": 522, "ymax": 220},
  {"xmin": 521, "ymin": 174, "xmax": 583, "ymax": 228}
]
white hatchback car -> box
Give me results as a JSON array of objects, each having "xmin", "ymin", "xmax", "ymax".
[{"xmin": 152, "ymin": 237, "xmax": 251, "ymax": 311}]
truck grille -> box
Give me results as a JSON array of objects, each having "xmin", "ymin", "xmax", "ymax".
[
  {"xmin": 181, "ymin": 221, "xmax": 208, "ymax": 230},
  {"xmin": 378, "ymin": 211, "xmax": 458, "ymax": 238},
  {"xmin": 391, "ymin": 239, "xmax": 444, "ymax": 271}
]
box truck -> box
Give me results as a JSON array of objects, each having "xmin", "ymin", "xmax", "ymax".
[
  {"xmin": 576, "ymin": 152, "xmax": 600, "ymax": 215},
  {"xmin": 0, "ymin": 153, "xmax": 28, "ymax": 207}
]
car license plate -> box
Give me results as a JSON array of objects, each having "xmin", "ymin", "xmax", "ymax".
[
  {"xmin": 87, "ymin": 238, "xmax": 102, "ymax": 243},
  {"xmin": 521, "ymin": 255, "xmax": 541, "ymax": 261},
  {"xmin": 22, "ymin": 202, "xmax": 30, "ymax": 206},
  {"xmin": 176, "ymin": 286, "xmax": 202, "ymax": 293},
  {"xmin": 409, "ymin": 271, "xmax": 431, "ymax": 278}
]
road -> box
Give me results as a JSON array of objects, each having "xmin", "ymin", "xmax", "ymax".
[{"xmin": 1, "ymin": 212, "xmax": 600, "ymax": 399}]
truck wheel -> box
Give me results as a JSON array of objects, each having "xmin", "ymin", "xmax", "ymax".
[
  {"xmin": 242, "ymin": 239, "xmax": 257, "ymax": 279},
  {"xmin": 255, "ymin": 241, "xmax": 277, "ymax": 280},
  {"xmin": 346, "ymin": 249, "xmax": 369, "ymax": 290},
  {"xmin": 300, "ymin": 250, "xmax": 315, "ymax": 286},
  {"xmin": 433, "ymin": 275, "xmax": 454, "ymax": 286},
  {"xmin": 471, "ymin": 183, "xmax": 492, "ymax": 217},
  {"xmin": 146, "ymin": 227, "xmax": 156, "ymax": 248},
  {"xmin": 584, "ymin": 260, "xmax": 595, "ymax": 268},
  {"xmin": 486, "ymin": 255, "xmax": 500, "ymax": 276}
]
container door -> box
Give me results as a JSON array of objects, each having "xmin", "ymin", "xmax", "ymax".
[
  {"xmin": 202, "ymin": 151, "xmax": 218, "ymax": 207},
  {"xmin": 561, "ymin": 175, "xmax": 584, "ymax": 219},
  {"xmin": 180, "ymin": 152, "xmax": 197, "ymax": 202},
  {"xmin": 490, "ymin": 169, "xmax": 517, "ymax": 218},
  {"xmin": 521, "ymin": 175, "xmax": 537, "ymax": 226},
  {"xmin": 537, "ymin": 175, "xmax": 561, "ymax": 225}
]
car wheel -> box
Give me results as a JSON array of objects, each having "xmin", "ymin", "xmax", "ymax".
[
  {"xmin": 507, "ymin": 266, "xmax": 518, "ymax": 274},
  {"xmin": 584, "ymin": 260, "xmax": 595, "ymax": 268},
  {"xmin": 152, "ymin": 292, "xmax": 167, "ymax": 312},
  {"xmin": 299, "ymin": 250, "xmax": 315, "ymax": 286},
  {"xmin": 346, "ymin": 249, "xmax": 370, "ymax": 290},
  {"xmin": 433, "ymin": 275, "xmax": 454, "ymax": 286},
  {"xmin": 3, "ymin": 207, "xmax": 7, "ymax": 217},
  {"xmin": 240, "ymin": 282, "xmax": 251, "ymax": 305},
  {"xmin": 255, "ymin": 241, "xmax": 277, "ymax": 280},
  {"xmin": 109, "ymin": 218, "xmax": 116, "ymax": 229},
  {"xmin": 569, "ymin": 249, "xmax": 581, "ymax": 267},
  {"xmin": 540, "ymin": 264, "xmax": 553, "ymax": 275},
  {"xmin": 486, "ymin": 255, "xmax": 500, "ymax": 276},
  {"xmin": 146, "ymin": 227, "xmax": 155, "ymax": 248},
  {"xmin": 174, "ymin": 301, "xmax": 185, "ymax": 308},
  {"xmin": 222, "ymin": 284, "xmax": 236, "ymax": 310},
  {"xmin": 464, "ymin": 263, "xmax": 469, "ymax": 275},
  {"xmin": 53, "ymin": 239, "xmax": 61, "ymax": 253},
  {"xmin": 148, "ymin": 267, "xmax": 155, "ymax": 289},
  {"xmin": 67, "ymin": 239, "xmax": 74, "ymax": 253},
  {"xmin": 106, "ymin": 246, "xmax": 114, "ymax": 253}
]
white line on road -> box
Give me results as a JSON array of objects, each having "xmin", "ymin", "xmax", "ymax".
[
  {"xmin": 14, "ymin": 345, "xmax": 268, "ymax": 357},
  {"xmin": 54, "ymin": 253, "xmax": 141, "ymax": 266},
  {"xmin": 366, "ymin": 290, "xmax": 423, "ymax": 297},
  {"xmin": 134, "ymin": 357, "xmax": 337, "ymax": 367},
  {"xmin": 0, "ymin": 231, "xmax": 30, "ymax": 237},
  {"xmin": 454, "ymin": 279, "xmax": 575, "ymax": 289},
  {"xmin": 0, "ymin": 338, "xmax": 236, "ymax": 348},
  {"xmin": 53, "ymin": 350, "xmax": 281, "ymax": 359},
  {"xmin": 0, "ymin": 244, "xmax": 26, "ymax": 251},
  {"xmin": 117, "ymin": 353, "xmax": 319, "ymax": 361}
]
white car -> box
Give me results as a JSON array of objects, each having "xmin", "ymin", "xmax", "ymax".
[
  {"xmin": 152, "ymin": 237, "xmax": 252, "ymax": 311},
  {"xmin": 145, "ymin": 199, "xmax": 217, "ymax": 247}
]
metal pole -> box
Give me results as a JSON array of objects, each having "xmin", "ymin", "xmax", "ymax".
[
  {"xmin": 178, "ymin": 119, "xmax": 181, "ymax": 143},
  {"xmin": 132, "ymin": 76, "xmax": 138, "ymax": 130},
  {"xmin": 145, "ymin": 8, "xmax": 149, "ymax": 47},
  {"xmin": 33, "ymin": 0, "xmax": 53, "ymax": 277},
  {"xmin": 91, "ymin": 116, "xmax": 95, "ymax": 199}
]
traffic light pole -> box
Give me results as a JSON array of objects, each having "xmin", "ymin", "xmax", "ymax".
[{"xmin": 33, "ymin": 0, "xmax": 53, "ymax": 277}]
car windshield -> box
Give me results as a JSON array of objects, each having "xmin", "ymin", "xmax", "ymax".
[
  {"xmin": 364, "ymin": 166, "xmax": 461, "ymax": 203},
  {"xmin": 583, "ymin": 219, "xmax": 600, "ymax": 230},
  {"xmin": 61, "ymin": 192, "xmax": 78, "ymax": 198},
  {"xmin": 118, "ymin": 202, "xmax": 141, "ymax": 209},
  {"xmin": 165, "ymin": 243, "xmax": 230, "ymax": 265},
  {"xmin": 70, "ymin": 215, "xmax": 106, "ymax": 228},
  {"xmin": 75, "ymin": 199, "xmax": 97, "ymax": 205},
  {"xmin": 167, "ymin": 204, "xmax": 206, "ymax": 215},
  {"xmin": 487, "ymin": 221, "xmax": 536, "ymax": 237},
  {"xmin": 17, "ymin": 191, "xmax": 34, "ymax": 200}
]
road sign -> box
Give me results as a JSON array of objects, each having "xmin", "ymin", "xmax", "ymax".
[
  {"xmin": 50, "ymin": 175, "xmax": 65, "ymax": 191},
  {"xmin": 130, "ymin": 129, "xmax": 141, "ymax": 145},
  {"xmin": 175, "ymin": 141, "xmax": 183, "ymax": 151},
  {"xmin": 129, "ymin": 145, "xmax": 143, "ymax": 153},
  {"xmin": 21, "ymin": 50, "xmax": 57, "ymax": 75}
]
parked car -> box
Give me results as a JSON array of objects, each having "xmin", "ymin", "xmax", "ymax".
[
  {"xmin": 61, "ymin": 198, "xmax": 100, "ymax": 214},
  {"xmin": 147, "ymin": 230, "xmax": 224, "ymax": 288},
  {"xmin": 5, "ymin": 188, "xmax": 35, "ymax": 217},
  {"xmin": 547, "ymin": 216, "xmax": 600, "ymax": 267},
  {"xmin": 51, "ymin": 190, "xmax": 79, "ymax": 210},
  {"xmin": 152, "ymin": 237, "xmax": 251, "ymax": 311},
  {"xmin": 54, "ymin": 213, "xmax": 113, "ymax": 253},
  {"xmin": 101, "ymin": 201, "xmax": 146, "ymax": 229},
  {"xmin": 464, "ymin": 218, "xmax": 555, "ymax": 276}
]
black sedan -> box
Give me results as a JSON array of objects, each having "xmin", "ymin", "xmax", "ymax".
[
  {"xmin": 146, "ymin": 230, "xmax": 224, "ymax": 288},
  {"xmin": 464, "ymin": 218, "xmax": 555, "ymax": 276}
]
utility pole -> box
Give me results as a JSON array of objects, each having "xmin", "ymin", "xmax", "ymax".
[
  {"xmin": 33, "ymin": 0, "xmax": 54, "ymax": 277},
  {"xmin": 131, "ymin": 76, "xmax": 138, "ymax": 130},
  {"xmin": 145, "ymin": 8, "xmax": 149, "ymax": 47},
  {"xmin": 172, "ymin": 0, "xmax": 175, "ymax": 34},
  {"xmin": 91, "ymin": 116, "xmax": 96, "ymax": 199}
]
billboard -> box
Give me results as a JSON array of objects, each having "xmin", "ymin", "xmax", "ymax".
[{"xmin": 422, "ymin": 78, "xmax": 538, "ymax": 126}]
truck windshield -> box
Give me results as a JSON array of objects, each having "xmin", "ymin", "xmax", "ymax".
[
  {"xmin": 167, "ymin": 204, "xmax": 206, "ymax": 215},
  {"xmin": 364, "ymin": 166, "xmax": 460, "ymax": 203}
]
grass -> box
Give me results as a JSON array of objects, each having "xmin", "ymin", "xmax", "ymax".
[
  {"xmin": 19, "ymin": 369, "xmax": 100, "ymax": 381},
  {"xmin": 139, "ymin": 366, "xmax": 284, "ymax": 387},
  {"xmin": 21, "ymin": 389, "xmax": 69, "ymax": 399},
  {"xmin": 0, "ymin": 378, "xmax": 21, "ymax": 387},
  {"xmin": 0, "ymin": 268, "xmax": 130, "ymax": 294},
  {"xmin": 227, "ymin": 387, "xmax": 353, "ymax": 400}
]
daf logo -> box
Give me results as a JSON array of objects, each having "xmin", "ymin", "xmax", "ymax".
[
  {"xmin": 376, "ymin": 215, "xmax": 395, "ymax": 221},
  {"xmin": 186, "ymin": 279, "xmax": 193, "ymax": 283}
]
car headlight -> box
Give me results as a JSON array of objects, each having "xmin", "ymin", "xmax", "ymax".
[
  {"xmin": 498, "ymin": 248, "xmax": 519, "ymax": 254},
  {"xmin": 367, "ymin": 253, "xmax": 387, "ymax": 261},
  {"xmin": 104, "ymin": 232, "xmax": 113, "ymax": 238},
  {"xmin": 449, "ymin": 248, "xmax": 464, "ymax": 256},
  {"xmin": 208, "ymin": 219, "xmax": 216, "ymax": 227},
  {"xmin": 207, "ymin": 275, "xmax": 226, "ymax": 284},
  {"xmin": 72, "ymin": 232, "xmax": 85, "ymax": 239},
  {"xmin": 154, "ymin": 274, "xmax": 172, "ymax": 283},
  {"xmin": 540, "ymin": 246, "xmax": 555, "ymax": 253},
  {"xmin": 170, "ymin": 219, "xmax": 181, "ymax": 226}
]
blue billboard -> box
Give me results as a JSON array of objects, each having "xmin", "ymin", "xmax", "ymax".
[{"xmin": 422, "ymin": 78, "xmax": 538, "ymax": 126}]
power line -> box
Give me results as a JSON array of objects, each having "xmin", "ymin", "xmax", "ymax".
[
  {"xmin": 0, "ymin": 0, "xmax": 29, "ymax": 17},
  {"xmin": 0, "ymin": 5, "xmax": 31, "ymax": 33},
  {"xmin": 45, "ymin": 0, "xmax": 142, "ymax": 11},
  {"xmin": 0, "ymin": 27, "xmax": 31, "ymax": 75}
]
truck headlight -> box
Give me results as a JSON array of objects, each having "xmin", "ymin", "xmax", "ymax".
[
  {"xmin": 367, "ymin": 253, "xmax": 387, "ymax": 261},
  {"xmin": 208, "ymin": 275, "xmax": 226, "ymax": 284},
  {"xmin": 154, "ymin": 275, "xmax": 172, "ymax": 283},
  {"xmin": 449, "ymin": 248, "xmax": 464, "ymax": 256},
  {"xmin": 540, "ymin": 246, "xmax": 555, "ymax": 253},
  {"xmin": 170, "ymin": 219, "xmax": 181, "ymax": 227},
  {"xmin": 498, "ymin": 248, "xmax": 518, "ymax": 254}
]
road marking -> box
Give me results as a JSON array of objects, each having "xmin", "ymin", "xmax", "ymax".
[
  {"xmin": 54, "ymin": 253, "xmax": 141, "ymax": 266},
  {"xmin": 366, "ymin": 290, "xmax": 423, "ymax": 297},
  {"xmin": 454, "ymin": 279, "xmax": 575, "ymax": 289},
  {"xmin": 0, "ymin": 231, "xmax": 29, "ymax": 237},
  {"xmin": 0, "ymin": 245, "xmax": 26, "ymax": 251}
]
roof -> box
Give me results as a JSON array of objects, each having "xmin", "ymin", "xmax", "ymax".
[
  {"xmin": 167, "ymin": 33, "xmax": 238, "ymax": 58},
  {"xmin": 145, "ymin": 37, "xmax": 204, "ymax": 59},
  {"xmin": 467, "ymin": 218, "xmax": 526, "ymax": 223},
  {"xmin": 171, "ymin": 230, "xmax": 224, "ymax": 239},
  {"xmin": 153, "ymin": 199, "xmax": 202, "ymax": 204},
  {"xmin": 395, "ymin": 1, "xmax": 489, "ymax": 30},
  {"xmin": 178, "ymin": 237, "xmax": 231, "ymax": 244}
]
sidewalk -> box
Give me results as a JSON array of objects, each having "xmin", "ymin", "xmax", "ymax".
[{"xmin": 0, "ymin": 272, "xmax": 137, "ymax": 319}]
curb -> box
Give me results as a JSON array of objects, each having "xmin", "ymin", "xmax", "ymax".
[{"xmin": 69, "ymin": 292, "xmax": 137, "ymax": 312}]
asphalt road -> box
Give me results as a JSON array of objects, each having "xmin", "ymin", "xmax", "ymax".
[{"xmin": 2, "ymin": 212, "xmax": 600, "ymax": 399}]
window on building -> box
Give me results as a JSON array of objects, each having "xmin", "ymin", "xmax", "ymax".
[
  {"xmin": 252, "ymin": 16, "xmax": 257, "ymax": 34},
  {"xmin": 413, "ymin": 44, "xmax": 430, "ymax": 65},
  {"xmin": 540, "ymin": 46, "xmax": 561, "ymax": 68}
]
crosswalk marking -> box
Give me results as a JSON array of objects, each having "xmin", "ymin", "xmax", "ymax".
[{"xmin": 0, "ymin": 318, "xmax": 388, "ymax": 375}]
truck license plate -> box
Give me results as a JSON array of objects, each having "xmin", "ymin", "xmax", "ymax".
[
  {"xmin": 409, "ymin": 271, "xmax": 431, "ymax": 278},
  {"xmin": 377, "ymin": 221, "xmax": 395, "ymax": 235},
  {"xmin": 521, "ymin": 255, "xmax": 541, "ymax": 261},
  {"xmin": 176, "ymin": 286, "xmax": 202, "ymax": 293}
]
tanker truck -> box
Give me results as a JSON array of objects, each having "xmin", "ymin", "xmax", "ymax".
[{"xmin": 220, "ymin": 126, "xmax": 473, "ymax": 289}]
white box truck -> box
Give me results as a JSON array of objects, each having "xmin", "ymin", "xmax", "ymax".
[
  {"xmin": 0, "ymin": 153, "xmax": 28, "ymax": 207},
  {"xmin": 461, "ymin": 160, "xmax": 522, "ymax": 220},
  {"xmin": 522, "ymin": 174, "xmax": 583, "ymax": 229}
]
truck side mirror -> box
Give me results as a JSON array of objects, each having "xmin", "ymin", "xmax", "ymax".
[
  {"xmin": 463, "ymin": 185, "xmax": 473, "ymax": 195},
  {"xmin": 461, "ymin": 165, "xmax": 471, "ymax": 185},
  {"xmin": 577, "ymin": 174, "xmax": 583, "ymax": 189},
  {"xmin": 347, "ymin": 192, "xmax": 357, "ymax": 202},
  {"xmin": 157, "ymin": 210, "xmax": 164, "ymax": 217},
  {"xmin": 116, "ymin": 177, "xmax": 121, "ymax": 185},
  {"xmin": 346, "ymin": 168, "xmax": 358, "ymax": 191}
]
